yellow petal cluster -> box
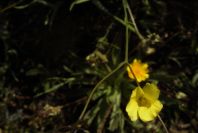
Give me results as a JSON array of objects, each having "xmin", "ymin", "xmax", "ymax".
[
  {"xmin": 126, "ymin": 83, "xmax": 163, "ymax": 122},
  {"xmin": 127, "ymin": 59, "xmax": 149, "ymax": 82}
]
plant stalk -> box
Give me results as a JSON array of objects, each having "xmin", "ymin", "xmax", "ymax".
[{"xmin": 158, "ymin": 115, "xmax": 169, "ymax": 133}]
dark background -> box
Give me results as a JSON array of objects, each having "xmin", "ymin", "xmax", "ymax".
[{"xmin": 0, "ymin": 0, "xmax": 198, "ymax": 132}]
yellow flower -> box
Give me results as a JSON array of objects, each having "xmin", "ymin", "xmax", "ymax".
[
  {"xmin": 126, "ymin": 83, "xmax": 163, "ymax": 122},
  {"xmin": 127, "ymin": 59, "xmax": 149, "ymax": 82}
]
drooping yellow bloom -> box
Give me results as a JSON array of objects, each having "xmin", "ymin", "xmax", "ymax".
[
  {"xmin": 127, "ymin": 59, "xmax": 149, "ymax": 82},
  {"xmin": 126, "ymin": 83, "xmax": 163, "ymax": 122}
]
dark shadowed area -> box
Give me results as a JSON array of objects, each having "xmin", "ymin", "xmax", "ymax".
[{"xmin": 0, "ymin": 0, "xmax": 198, "ymax": 132}]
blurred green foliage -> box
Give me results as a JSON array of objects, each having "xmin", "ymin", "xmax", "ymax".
[{"xmin": 0, "ymin": 0, "xmax": 198, "ymax": 132}]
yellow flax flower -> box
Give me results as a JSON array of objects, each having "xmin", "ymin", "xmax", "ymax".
[
  {"xmin": 126, "ymin": 83, "xmax": 163, "ymax": 122},
  {"xmin": 127, "ymin": 59, "xmax": 149, "ymax": 82}
]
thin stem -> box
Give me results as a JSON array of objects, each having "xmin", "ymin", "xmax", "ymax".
[
  {"xmin": 126, "ymin": 63, "xmax": 140, "ymax": 87},
  {"xmin": 0, "ymin": 1, "xmax": 19, "ymax": 13},
  {"xmin": 123, "ymin": 0, "xmax": 129, "ymax": 62},
  {"xmin": 125, "ymin": 27, "xmax": 129, "ymax": 62},
  {"xmin": 104, "ymin": 23, "xmax": 113, "ymax": 38},
  {"xmin": 158, "ymin": 115, "xmax": 169, "ymax": 133},
  {"xmin": 113, "ymin": 16, "xmax": 135, "ymax": 32},
  {"xmin": 125, "ymin": 1, "xmax": 145, "ymax": 41},
  {"xmin": 123, "ymin": 0, "xmax": 140, "ymax": 87},
  {"xmin": 78, "ymin": 61, "xmax": 126, "ymax": 121}
]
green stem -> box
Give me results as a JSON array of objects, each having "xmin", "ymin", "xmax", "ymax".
[
  {"xmin": 125, "ymin": 1, "xmax": 145, "ymax": 42},
  {"xmin": 0, "ymin": 2, "xmax": 19, "ymax": 13},
  {"xmin": 113, "ymin": 16, "xmax": 135, "ymax": 32},
  {"xmin": 158, "ymin": 115, "xmax": 169, "ymax": 133},
  {"xmin": 123, "ymin": 0, "xmax": 129, "ymax": 62},
  {"xmin": 78, "ymin": 61, "xmax": 126, "ymax": 121},
  {"xmin": 123, "ymin": 0, "xmax": 140, "ymax": 87}
]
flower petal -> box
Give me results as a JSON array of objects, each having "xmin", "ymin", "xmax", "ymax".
[
  {"xmin": 132, "ymin": 86, "xmax": 144, "ymax": 99},
  {"xmin": 126, "ymin": 99, "xmax": 139, "ymax": 121},
  {"xmin": 143, "ymin": 64, "xmax": 148, "ymax": 69},
  {"xmin": 131, "ymin": 88, "xmax": 137, "ymax": 98},
  {"xmin": 143, "ymin": 83, "xmax": 160, "ymax": 100},
  {"xmin": 150, "ymin": 100, "xmax": 163, "ymax": 117},
  {"xmin": 127, "ymin": 59, "xmax": 149, "ymax": 82},
  {"xmin": 138, "ymin": 107, "xmax": 155, "ymax": 122}
]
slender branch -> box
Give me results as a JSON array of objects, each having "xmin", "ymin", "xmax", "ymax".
[
  {"xmin": 78, "ymin": 61, "xmax": 126, "ymax": 121},
  {"xmin": 125, "ymin": 1, "xmax": 145, "ymax": 41},
  {"xmin": 113, "ymin": 16, "xmax": 135, "ymax": 32},
  {"xmin": 125, "ymin": 27, "xmax": 129, "ymax": 62},
  {"xmin": 158, "ymin": 115, "xmax": 169, "ymax": 133},
  {"xmin": 0, "ymin": 2, "xmax": 20, "ymax": 13},
  {"xmin": 123, "ymin": 0, "xmax": 129, "ymax": 62},
  {"xmin": 122, "ymin": 0, "xmax": 140, "ymax": 87}
]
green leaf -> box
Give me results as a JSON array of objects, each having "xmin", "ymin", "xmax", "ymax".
[
  {"xmin": 25, "ymin": 64, "xmax": 45, "ymax": 76},
  {"xmin": 84, "ymin": 98, "xmax": 108, "ymax": 126},
  {"xmin": 25, "ymin": 68, "xmax": 43, "ymax": 76},
  {"xmin": 108, "ymin": 108, "xmax": 125, "ymax": 133},
  {"xmin": 70, "ymin": 0, "xmax": 90, "ymax": 11},
  {"xmin": 35, "ymin": 77, "xmax": 75, "ymax": 97},
  {"xmin": 92, "ymin": 84, "xmax": 110, "ymax": 100},
  {"xmin": 63, "ymin": 65, "xmax": 73, "ymax": 73}
]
